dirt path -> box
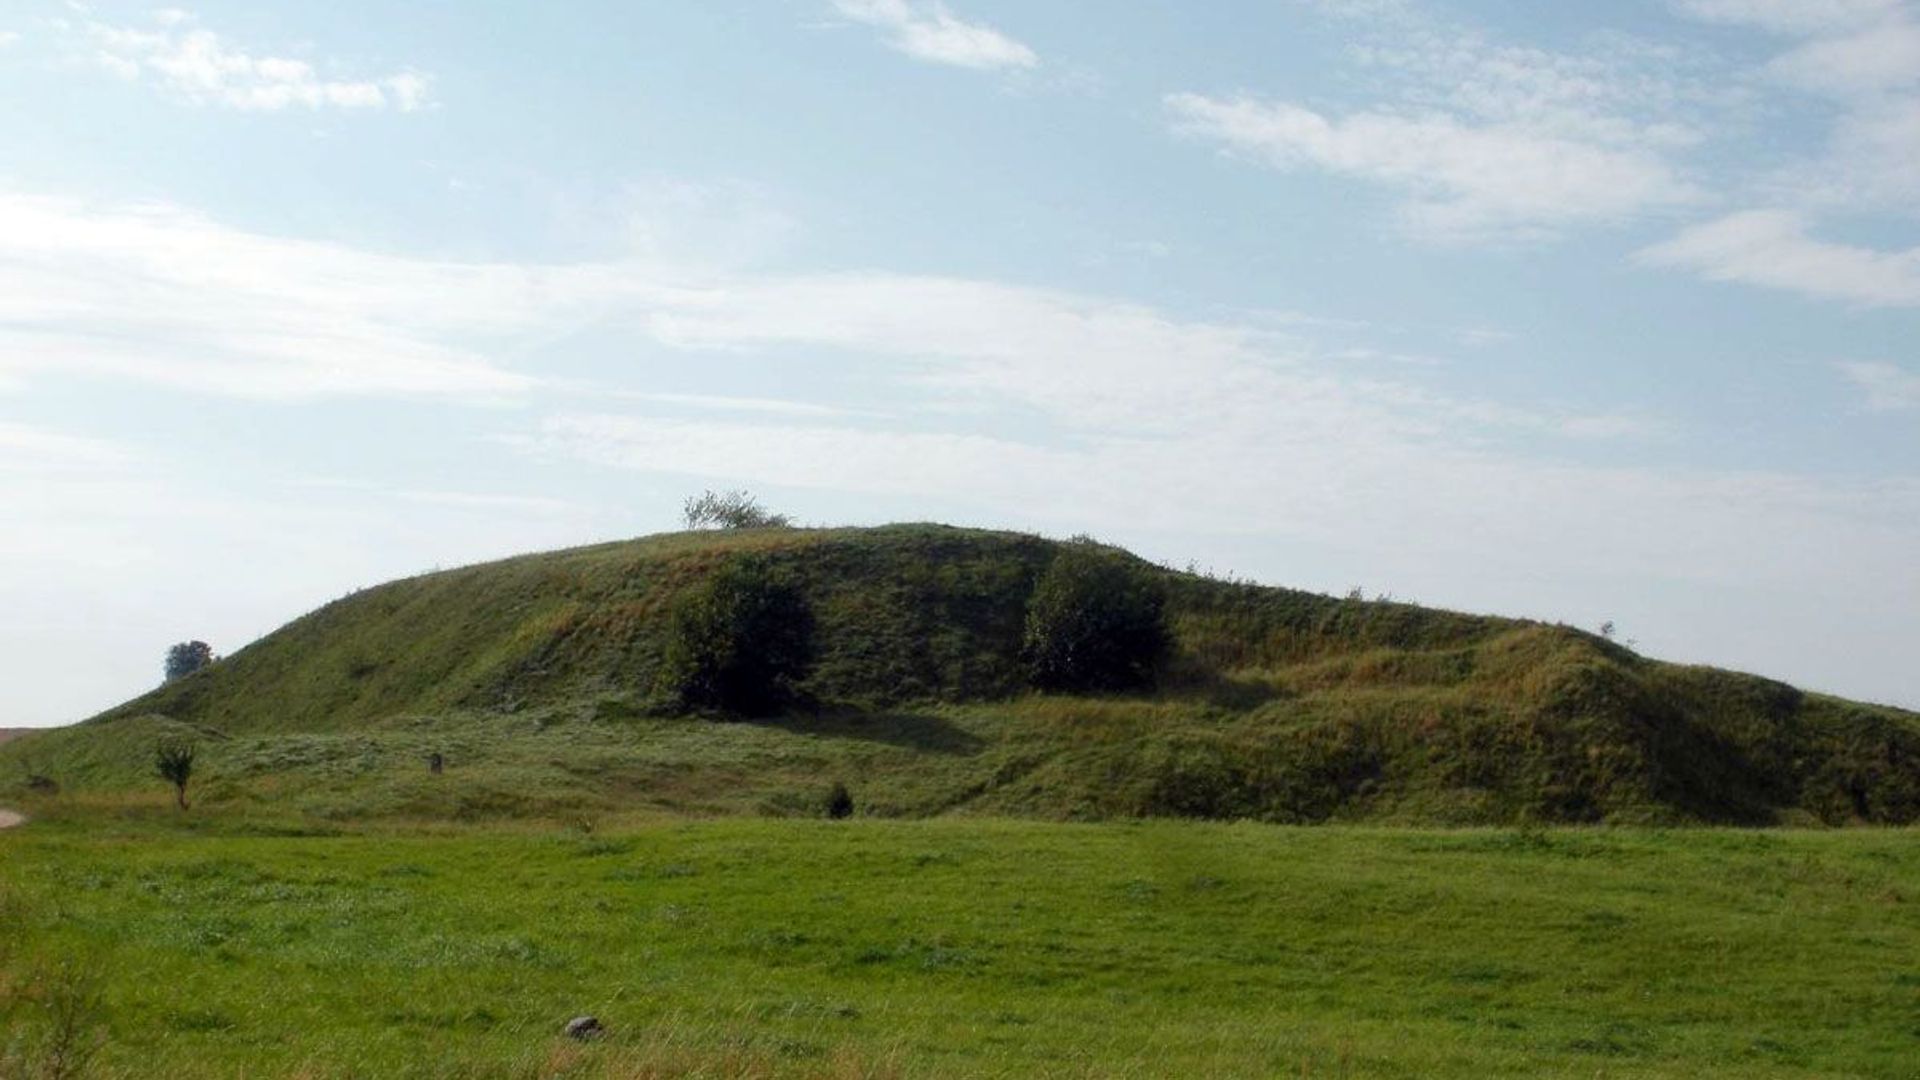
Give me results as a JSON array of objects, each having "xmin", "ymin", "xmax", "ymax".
[{"xmin": 0, "ymin": 809, "xmax": 24, "ymax": 829}]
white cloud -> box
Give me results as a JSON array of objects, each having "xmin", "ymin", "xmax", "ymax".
[
  {"xmin": 0, "ymin": 193, "xmax": 567, "ymax": 400},
  {"xmin": 296, "ymin": 479, "xmax": 589, "ymax": 517},
  {"xmin": 1172, "ymin": 10, "xmax": 1727, "ymax": 243},
  {"xmin": 0, "ymin": 185, "xmax": 1666, "ymax": 446},
  {"xmin": 1767, "ymin": 19, "xmax": 1920, "ymax": 95},
  {"xmin": 1674, "ymin": 0, "xmax": 1906, "ymax": 35},
  {"xmin": 1839, "ymin": 360, "xmax": 1920, "ymax": 409},
  {"xmin": 0, "ymin": 30, "xmax": 21, "ymax": 48},
  {"xmin": 613, "ymin": 177, "xmax": 798, "ymax": 272},
  {"xmin": 1639, "ymin": 209, "xmax": 1920, "ymax": 306},
  {"xmin": 1796, "ymin": 96, "xmax": 1920, "ymax": 206},
  {"xmin": 81, "ymin": 14, "xmax": 432, "ymax": 111},
  {"xmin": 831, "ymin": 0, "xmax": 1037, "ymax": 71},
  {"xmin": 1352, "ymin": 30, "xmax": 1733, "ymax": 145},
  {"xmin": 0, "ymin": 422, "xmax": 130, "ymax": 472},
  {"xmin": 1166, "ymin": 93, "xmax": 1699, "ymax": 241},
  {"xmin": 622, "ymin": 392, "xmax": 872, "ymax": 418},
  {"xmin": 1674, "ymin": 0, "xmax": 1920, "ymax": 210},
  {"xmin": 1295, "ymin": 0, "xmax": 1421, "ymax": 23}
]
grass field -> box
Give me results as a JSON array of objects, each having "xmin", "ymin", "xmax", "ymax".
[{"xmin": 4, "ymin": 810, "xmax": 1917, "ymax": 1078}]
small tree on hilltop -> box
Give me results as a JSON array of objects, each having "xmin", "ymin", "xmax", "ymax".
[
  {"xmin": 155, "ymin": 741, "xmax": 195, "ymax": 811},
  {"xmin": 657, "ymin": 557, "xmax": 815, "ymax": 716},
  {"xmin": 682, "ymin": 489, "xmax": 791, "ymax": 531},
  {"xmin": 1023, "ymin": 540, "xmax": 1170, "ymax": 694},
  {"xmin": 164, "ymin": 641, "xmax": 215, "ymax": 682}
]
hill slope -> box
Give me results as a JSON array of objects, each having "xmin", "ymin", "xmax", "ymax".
[{"xmin": 5, "ymin": 524, "xmax": 1917, "ymax": 825}]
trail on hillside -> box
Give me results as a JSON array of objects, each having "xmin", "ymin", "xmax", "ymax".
[{"xmin": 0, "ymin": 810, "xmax": 25, "ymax": 829}]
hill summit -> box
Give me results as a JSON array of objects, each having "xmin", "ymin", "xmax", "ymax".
[{"xmin": 6, "ymin": 524, "xmax": 1917, "ymax": 825}]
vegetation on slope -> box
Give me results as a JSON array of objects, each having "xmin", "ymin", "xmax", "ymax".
[{"xmin": 3, "ymin": 524, "xmax": 1916, "ymax": 825}]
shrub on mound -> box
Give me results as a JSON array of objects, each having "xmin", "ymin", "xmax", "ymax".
[
  {"xmin": 657, "ymin": 557, "xmax": 815, "ymax": 716},
  {"xmin": 1023, "ymin": 540, "xmax": 1169, "ymax": 693}
]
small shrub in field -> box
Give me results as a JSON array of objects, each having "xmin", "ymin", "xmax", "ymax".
[
  {"xmin": 657, "ymin": 558, "xmax": 815, "ymax": 716},
  {"xmin": 1, "ymin": 961, "xmax": 105, "ymax": 1080},
  {"xmin": 155, "ymin": 741, "xmax": 196, "ymax": 811},
  {"xmin": 1023, "ymin": 541, "xmax": 1169, "ymax": 693},
  {"xmin": 826, "ymin": 781, "xmax": 854, "ymax": 819}
]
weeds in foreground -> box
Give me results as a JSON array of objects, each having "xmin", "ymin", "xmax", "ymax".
[{"xmin": 1, "ymin": 960, "xmax": 107, "ymax": 1080}]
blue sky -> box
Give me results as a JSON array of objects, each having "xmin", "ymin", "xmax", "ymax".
[{"xmin": 2, "ymin": 0, "xmax": 1918, "ymax": 724}]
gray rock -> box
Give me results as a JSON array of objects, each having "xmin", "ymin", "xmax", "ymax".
[{"xmin": 564, "ymin": 1015, "xmax": 604, "ymax": 1041}]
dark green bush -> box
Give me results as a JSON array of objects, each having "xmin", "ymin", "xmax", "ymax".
[
  {"xmin": 657, "ymin": 558, "xmax": 815, "ymax": 716},
  {"xmin": 826, "ymin": 781, "xmax": 854, "ymax": 819},
  {"xmin": 164, "ymin": 640, "xmax": 215, "ymax": 682},
  {"xmin": 1022, "ymin": 541, "xmax": 1169, "ymax": 693}
]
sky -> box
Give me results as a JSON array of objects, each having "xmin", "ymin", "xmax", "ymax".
[{"xmin": 1, "ymin": 0, "xmax": 1918, "ymax": 726}]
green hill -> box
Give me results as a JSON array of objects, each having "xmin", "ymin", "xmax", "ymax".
[{"xmin": 5, "ymin": 524, "xmax": 1916, "ymax": 825}]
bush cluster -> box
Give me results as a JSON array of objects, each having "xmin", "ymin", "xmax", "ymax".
[
  {"xmin": 1022, "ymin": 540, "xmax": 1169, "ymax": 693},
  {"xmin": 657, "ymin": 558, "xmax": 815, "ymax": 717},
  {"xmin": 654, "ymin": 533, "xmax": 1170, "ymax": 716}
]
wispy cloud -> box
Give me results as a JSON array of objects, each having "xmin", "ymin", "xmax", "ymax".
[
  {"xmin": 1839, "ymin": 360, "xmax": 1920, "ymax": 409},
  {"xmin": 1639, "ymin": 209, "xmax": 1920, "ymax": 306},
  {"xmin": 621, "ymin": 392, "xmax": 872, "ymax": 418},
  {"xmin": 611, "ymin": 177, "xmax": 798, "ymax": 272},
  {"xmin": 0, "ymin": 187, "xmax": 1663, "ymax": 443},
  {"xmin": 0, "ymin": 422, "xmax": 131, "ymax": 473},
  {"xmin": 1166, "ymin": 94, "xmax": 1700, "ymax": 242},
  {"xmin": 830, "ymin": 0, "xmax": 1037, "ymax": 71},
  {"xmin": 1766, "ymin": 20, "xmax": 1920, "ymax": 95},
  {"xmin": 76, "ymin": 10, "xmax": 431, "ymax": 111},
  {"xmin": 0, "ymin": 30, "xmax": 21, "ymax": 48},
  {"xmin": 1169, "ymin": 10, "xmax": 1722, "ymax": 242},
  {"xmin": 0, "ymin": 193, "xmax": 551, "ymax": 400},
  {"xmin": 1673, "ymin": 0, "xmax": 1920, "ymax": 211},
  {"xmin": 1674, "ymin": 0, "xmax": 1905, "ymax": 36},
  {"xmin": 1676, "ymin": 0, "xmax": 1918, "ymax": 93}
]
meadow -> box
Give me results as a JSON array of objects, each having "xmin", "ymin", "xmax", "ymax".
[{"xmin": 4, "ymin": 808, "xmax": 1917, "ymax": 1078}]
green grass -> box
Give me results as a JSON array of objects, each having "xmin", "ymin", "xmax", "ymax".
[{"xmin": 4, "ymin": 813, "xmax": 1917, "ymax": 1077}]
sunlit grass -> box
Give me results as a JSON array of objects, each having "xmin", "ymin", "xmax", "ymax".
[{"xmin": 4, "ymin": 813, "xmax": 1917, "ymax": 1077}]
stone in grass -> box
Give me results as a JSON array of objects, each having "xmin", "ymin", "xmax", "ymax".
[{"xmin": 564, "ymin": 1015, "xmax": 604, "ymax": 1041}]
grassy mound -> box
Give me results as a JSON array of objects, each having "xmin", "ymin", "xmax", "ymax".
[{"xmin": 5, "ymin": 524, "xmax": 1916, "ymax": 825}]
